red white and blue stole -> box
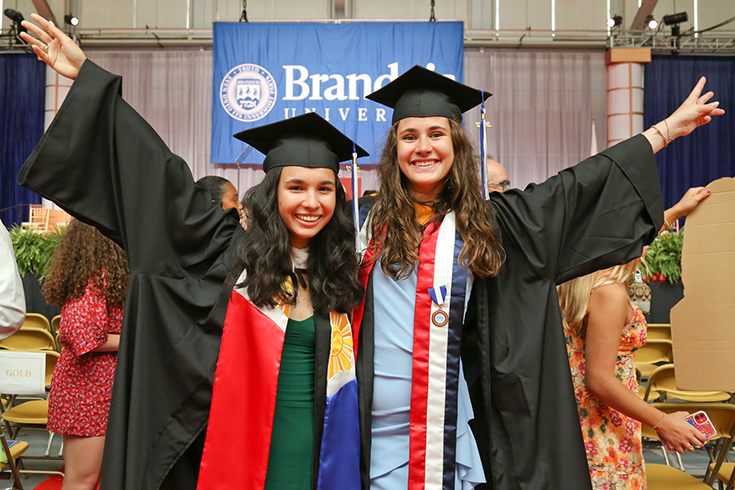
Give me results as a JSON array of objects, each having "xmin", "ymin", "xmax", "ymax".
[
  {"xmin": 197, "ymin": 270, "xmax": 360, "ymax": 490},
  {"xmin": 354, "ymin": 203, "xmax": 469, "ymax": 490}
]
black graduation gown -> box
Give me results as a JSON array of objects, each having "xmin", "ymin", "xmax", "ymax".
[
  {"xmin": 17, "ymin": 60, "xmax": 335, "ymax": 490},
  {"xmin": 356, "ymin": 135, "xmax": 664, "ymax": 489}
]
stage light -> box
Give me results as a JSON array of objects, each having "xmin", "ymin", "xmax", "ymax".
[
  {"xmin": 64, "ymin": 14, "xmax": 79, "ymax": 26},
  {"xmin": 646, "ymin": 15, "xmax": 658, "ymax": 30},
  {"xmin": 4, "ymin": 9, "xmax": 24, "ymax": 24},
  {"xmin": 607, "ymin": 15, "xmax": 623, "ymax": 28},
  {"xmin": 663, "ymin": 11, "xmax": 687, "ymax": 37},
  {"xmin": 4, "ymin": 9, "xmax": 27, "ymax": 41},
  {"xmin": 663, "ymin": 12, "xmax": 688, "ymax": 26}
]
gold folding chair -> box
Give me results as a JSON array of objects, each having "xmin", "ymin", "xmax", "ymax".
[
  {"xmin": 646, "ymin": 463, "xmax": 711, "ymax": 489},
  {"xmin": 20, "ymin": 314, "xmax": 51, "ymax": 334},
  {"xmin": 1, "ymin": 351, "xmax": 63, "ymax": 476},
  {"xmin": 49, "ymin": 316, "xmax": 62, "ymax": 352},
  {"xmin": 0, "ymin": 430, "xmax": 29, "ymax": 490},
  {"xmin": 50, "ymin": 315, "xmax": 60, "ymax": 337},
  {"xmin": 0, "ymin": 329, "xmax": 56, "ymax": 352},
  {"xmin": 642, "ymin": 364, "xmax": 732, "ymax": 403},
  {"xmin": 635, "ymin": 339, "xmax": 673, "ymax": 378},
  {"xmin": 646, "ymin": 323, "xmax": 672, "ymax": 341}
]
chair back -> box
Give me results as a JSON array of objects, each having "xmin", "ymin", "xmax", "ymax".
[
  {"xmin": 635, "ymin": 339, "xmax": 673, "ymax": 364},
  {"xmin": 646, "ymin": 323, "xmax": 672, "ymax": 341},
  {"xmin": 644, "ymin": 364, "xmax": 732, "ymax": 403},
  {"xmin": 20, "ymin": 314, "xmax": 51, "ymax": 333},
  {"xmin": 43, "ymin": 351, "xmax": 59, "ymax": 388},
  {"xmin": 50, "ymin": 315, "xmax": 60, "ymax": 336},
  {"xmin": 0, "ymin": 329, "xmax": 56, "ymax": 352},
  {"xmin": 22, "ymin": 206, "xmax": 50, "ymax": 232}
]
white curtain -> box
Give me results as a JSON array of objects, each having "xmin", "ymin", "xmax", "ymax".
[
  {"xmin": 85, "ymin": 48, "xmax": 606, "ymax": 196},
  {"xmin": 86, "ymin": 49, "xmax": 381, "ymax": 196},
  {"xmin": 464, "ymin": 49, "xmax": 608, "ymax": 190}
]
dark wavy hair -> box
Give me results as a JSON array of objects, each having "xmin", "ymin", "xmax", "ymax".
[
  {"xmin": 236, "ymin": 168, "xmax": 363, "ymax": 315},
  {"xmin": 368, "ymin": 118, "xmax": 504, "ymax": 279},
  {"xmin": 43, "ymin": 219, "xmax": 130, "ymax": 307}
]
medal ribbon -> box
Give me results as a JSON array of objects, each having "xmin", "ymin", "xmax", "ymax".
[{"xmin": 354, "ymin": 204, "xmax": 467, "ymax": 490}]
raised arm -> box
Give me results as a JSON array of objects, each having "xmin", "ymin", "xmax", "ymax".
[
  {"xmin": 17, "ymin": 15, "xmax": 238, "ymax": 276},
  {"xmin": 643, "ymin": 77, "xmax": 724, "ymax": 153}
]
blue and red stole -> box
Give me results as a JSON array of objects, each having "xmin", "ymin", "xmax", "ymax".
[
  {"xmin": 354, "ymin": 204, "xmax": 469, "ymax": 489},
  {"xmin": 197, "ymin": 270, "xmax": 360, "ymax": 490}
]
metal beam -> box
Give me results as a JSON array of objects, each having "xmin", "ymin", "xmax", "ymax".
[{"xmin": 629, "ymin": 0, "xmax": 659, "ymax": 32}]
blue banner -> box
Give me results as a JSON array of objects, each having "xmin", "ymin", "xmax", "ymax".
[{"xmin": 211, "ymin": 22, "xmax": 464, "ymax": 165}]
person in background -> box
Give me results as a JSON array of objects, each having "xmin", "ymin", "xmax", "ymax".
[
  {"xmin": 42, "ymin": 219, "xmax": 130, "ymax": 490},
  {"xmin": 486, "ymin": 157, "xmax": 510, "ymax": 193},
  {"xmin": 557, "ymin": 187, "xmax": 712, "ymax": 489},
  {"xmin": 196, "ymin": 175, "xmax": 244, "ymax": 219},
  {"xmin": 0, "ymin": 218, "xmax": 25, "ymax": 339}
]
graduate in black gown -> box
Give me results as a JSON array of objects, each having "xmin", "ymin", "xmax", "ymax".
[
  {"xmin": 353, "ymin": 66, "xmax": 723, "ymax": 489},
  {"xmin": 19, "ymin": 14, "xmax": 366, "ymax": 490},
  {"xmin": 19, "ymin": 14, "xmax": 723, "ymax": 490}
]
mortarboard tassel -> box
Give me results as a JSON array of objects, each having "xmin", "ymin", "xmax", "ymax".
[
  {"xmin": 351, "ymin": 143, "xmax": 360, "ymax": 252},
  {"xmin": 478, "ymin": 90, "xmax": 489, "ymax": 200}
]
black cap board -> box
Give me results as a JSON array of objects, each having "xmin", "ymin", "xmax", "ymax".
[
  {"xmin": 366, "ymin": 65, "xmax": 492, "ymax": 124},
  {"xmin": 233, "ymin": 112, "xmax": 368, "ymax": 173}
]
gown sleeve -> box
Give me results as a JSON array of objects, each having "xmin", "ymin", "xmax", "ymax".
[
  {"xmin": 490, "ymin": 134, "xmax": 664, "ymax": 284},
  {"xmin": 17, "ymin": 60, "xmax": 238, "ymax": 275},
  {"xmin": 60, "ymin": 278, "xmax": 110, "ymax": 356}
]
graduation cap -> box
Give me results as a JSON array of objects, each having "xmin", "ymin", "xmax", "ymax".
[
  {"xmin": 366, "ymin": 65, "xmax": 492, "ymax": 124},
  {"xmin": 233, "ymin": 112, "xmax": 369, "ymax": 173}
]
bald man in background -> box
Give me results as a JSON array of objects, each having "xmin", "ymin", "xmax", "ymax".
[{"xmin": 487, "ymin": 158, "xmax": 510, "ymax": 193}]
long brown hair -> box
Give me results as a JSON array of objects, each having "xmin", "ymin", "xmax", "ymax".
[
  {"xmin": 43, "ymin": 220, "xmax": 130, "ymax": 307},
  {"xmin": 367, "ymin": 118, "xmax": 504, "ymax": 279}
]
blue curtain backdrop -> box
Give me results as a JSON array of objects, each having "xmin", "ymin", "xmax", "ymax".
[
  {"xmin": 644, "ymin": 55, "xmax": 735, "ymax": 210},
  {"xmin": 0, "ymin": 53, "xmax": 45, "ymax": 227}
]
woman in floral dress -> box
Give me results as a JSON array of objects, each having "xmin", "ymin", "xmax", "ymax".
[
  {"xmin": 557, "ymin": 189, "xmax": 712, "ymax": 489},
  {"xmin": 43, "ymin": 219, "xmax": 129, "ymax": 490}
]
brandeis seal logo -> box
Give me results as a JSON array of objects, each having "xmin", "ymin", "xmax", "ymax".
[{"xmin": 220, "ymin": 64, "xmax": 277, "ymax": 122}]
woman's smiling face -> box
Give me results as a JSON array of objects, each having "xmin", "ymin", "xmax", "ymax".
[
  {"xmin": 277, "ymin": 166, "xmax": 337, "ymax": 248},
  {"xmin": 396, "ymin": 116, "xmax": 455, "ymax": 202}
]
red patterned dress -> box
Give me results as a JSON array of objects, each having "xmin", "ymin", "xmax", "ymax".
[
  {"xmin": 47, "ymin": 277, "xmax": 123, "ymax": 437},
  {"xmin": 565, "ymin": 299, "xmax": 648, "ymax": 490}
]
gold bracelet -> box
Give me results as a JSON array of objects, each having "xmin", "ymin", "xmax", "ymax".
[
  {"xmin": 651, "ymin": 125, "xmax": 669, "ymax": 147},
  {"xmin": 652, "ymin": 412, "xmax": 667, "ymax": 430},
  {"xmin": 663, "ymin": 119, "xmax": 672, "ymax": 143},
  {"xmin": 662, "ymin": 218, "xmax": 671, "ymax": 231}
]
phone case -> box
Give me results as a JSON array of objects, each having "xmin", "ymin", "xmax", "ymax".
[{"xmin": 686, "ymin": 411, "xmax": 717, "ymax": 438}]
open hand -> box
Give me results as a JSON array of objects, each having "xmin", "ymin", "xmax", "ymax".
[
  {"xmin": 671, "ymin": 187, "xmax": 711, "ymax": 219},
  {"xmin": 666, "ymin": 77, "xmax": 725, "ymax": 140},
  {"xmin": 19, "ymin": 13, "xmax": 86, "ymax": 79}
]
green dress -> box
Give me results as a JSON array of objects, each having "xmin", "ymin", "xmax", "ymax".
[{"xmin": 264, "ymin": 316, "xmax": 316, "ymax": 489}]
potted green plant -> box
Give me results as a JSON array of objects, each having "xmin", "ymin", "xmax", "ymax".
[
  {"xmin": 638, "ymin": 228, "xmax": 684, "ymax": 323},
  {"xmin": 8, "ymin": 224, "xmax": 67, "ymax": 321},
  {"xmin": 9, "ymin": 224, "xmax": 66, "ymax": 279}
]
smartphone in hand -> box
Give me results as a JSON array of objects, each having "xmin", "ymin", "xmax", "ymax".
[{"xmin": 686, "ymin": 411, "xmax": 716, "ymax": 438}]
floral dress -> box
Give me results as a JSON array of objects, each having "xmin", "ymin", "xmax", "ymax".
[
  {"xmin": 47, "ymin": 276, "xmax": 123, "ymax": 437},
  {"xmin": 565, "ymin": 298, "xmax": 648, "ymax": 490}
]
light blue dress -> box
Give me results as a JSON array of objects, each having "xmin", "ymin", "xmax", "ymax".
[{"xmin": 370, "ymin": 265, "xmax": 486, "ymax": 489}]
